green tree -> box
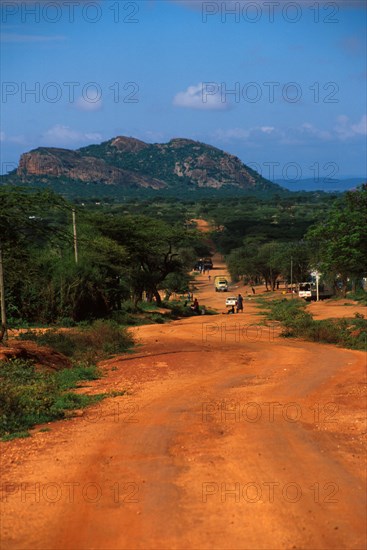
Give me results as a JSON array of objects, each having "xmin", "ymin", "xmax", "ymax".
[
  {"xmin": 227, "ymin": 239, "xmax": 311, "ymax": 290},
  {"xmin": 227, "ymin": 237, "xmax": 266, "ymax": 283},
  {"xmin": 307, "ymin": 185, "xmax": 367, "ymax": 295},
  {"xmin": 94, "ymin": 214, "xmax": 197, "ymax": 306},
  {"xmin": 276, "ymin": 241, "xmax": 311, "ymax": 286},
  {"xmin": 0, "ymin": 189, "xmax": 70, "ymax": 336},
  {"xmin": 256, "ymin": 242, "xmax": 284, "ymax": 291}
]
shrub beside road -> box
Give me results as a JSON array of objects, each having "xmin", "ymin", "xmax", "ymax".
[{"xmin": 258, "ymin": 297, "xmax": 366, "ymax": 351}]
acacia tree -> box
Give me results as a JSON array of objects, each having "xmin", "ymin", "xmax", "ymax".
[
  {"xmin": 256, "ymin": 242, "xmax": 284, "ymax": 291},
  {"xmin": 227, "ymin": 238, "xmax": 312, "ymax": 290},
  {"xmin": 276, "ymin": 241, "xmax": 311, "ymax": 286},
  {"xmin": 307, "ymin": 185, "xmax": 367, "ymax": 295},
  {"xmin": 160, "ymin": 272, "xmax": 192, "ymax": 301},
  {"xmin": 94, "ymin": 214, "xmax": 198, "ymax": 306},
  {"xmin": 227, "ymin": 237, "xmax": 266, "ymax": 284},
  {"xmin": 228, "ymin": 239, "xmax": 285, "ymax": 290}
]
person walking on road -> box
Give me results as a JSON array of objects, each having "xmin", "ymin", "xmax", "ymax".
[{"xmin": 236, "ymin": 293, "xmax": 243, "ymax": 313}]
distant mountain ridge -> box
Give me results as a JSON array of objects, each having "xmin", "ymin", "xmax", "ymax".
[
  {"xmin": 10, "ymin": 136, "xmax": 280, "ymax": 192},
  {"xmin": 275, "ymin": 177, "xmax": 366, "ymax": 193}
]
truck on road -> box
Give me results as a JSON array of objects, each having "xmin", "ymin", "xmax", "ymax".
[
  {"xmin": 214, "ymin": 276, "xmax": 228, "ymax": 292},
  {"xmin": 203, "ymin": 257, "xmax": 213, "ymax": 269},
  {"xmin": 193, "ymin": 257, "xmax": 214, "ymax": 271},
  {"xmin": 298, "ymin": 282, "xmax": 334, "ymax": 301}
]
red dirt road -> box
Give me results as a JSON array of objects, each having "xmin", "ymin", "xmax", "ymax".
[
  {"xmin": 1, "ymin": 259, "xmax": 366, "ymax": 549},
  {"xmin": 306, "ymin": 299, "xmax": 367, "ymax": 321}
]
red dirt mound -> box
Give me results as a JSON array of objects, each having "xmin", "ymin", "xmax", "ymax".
[{"xmin": 0, "ymin": 340, "xmax": 72, "ymax": 371}]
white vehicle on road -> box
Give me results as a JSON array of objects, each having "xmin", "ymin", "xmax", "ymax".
[
  {"xmin": 298, "ymin": 282, "xmax": 334, "ymax": 301},
  {"xmin": 225, "ymin": 296, "xmax": 237, "ymax": 307}
]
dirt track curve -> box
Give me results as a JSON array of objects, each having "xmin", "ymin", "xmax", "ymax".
[{"xmin": 1, "ymin": 240, "xmax": 366, "ymax": 549}]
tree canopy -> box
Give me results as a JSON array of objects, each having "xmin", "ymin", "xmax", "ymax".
[{"xmin": 307, "ymin": 185, "xmax": 367, "ymax": 292}]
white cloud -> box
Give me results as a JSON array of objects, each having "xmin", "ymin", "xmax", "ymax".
[
  {"xmin": 173, "ymin": 83, "xmax": 230, "ymax": 111},
  {"xmin": 42, "ymin": 125, "xmax": 102, "ymax": 146},
  {"xmin": 213, "ymin": 116, "xmax": 367, "ymax": 146},
  {"xmin": 214, "ymin": 126, "xmax": 281, "ymax": 142},
  {"xmin": 75, "ymin": 96, "xmax": 103, "ymax": 112},
  {"xmin": 335, "ymin": 114, "xmax": 367, "ymax": 140},
  {"xmin": 301, "ymin": 123, "xmax": 332, "ymax": 141},
  {"xmin": 260, "ymin": 126, "xmax": 275, "ymax": 134},
  {"xmin": 351, "ymin": 115, "xmax": 367, "ymax": 135}
]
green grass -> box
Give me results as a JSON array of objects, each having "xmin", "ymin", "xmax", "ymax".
[
  {"xmin": 16, "ymin": 320, "xmax": 134, "ymax": 365},
  {"xmin": 327, "ymin": 289, "xmax": 367, "ymax": 306},
  {"xmin": 258, "ymin": 298, "xmax": 366, "ymax": 351},
  {"xmin": 346, "ymin": 290, "xmax": 367, "ymax": 306},
  {"xmin": 2, "ymin": 431, "xmax": 31, "ymax": 442},
  {"xmin": 0, "ymin": 359, "xmax": 109, "ymax": 439},
  {"xmin": 55, "ymin": 363, "xmax": 101, "ymax": 390},
  {"xmin": 1, "ymin": 321, "xmax": 135, "ymax": 440},
  {"xmin": 51, "ymin": 391, "xmax": 105, "ymax": 412}
]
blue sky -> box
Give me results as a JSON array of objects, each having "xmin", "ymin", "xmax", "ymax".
[{"xmin": 1, "ymin": 0, "xmax": 366, "ymax": 182}]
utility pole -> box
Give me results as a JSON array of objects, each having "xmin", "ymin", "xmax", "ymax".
[
  {"xmin": 316, "ymin": 272, "xmax": 320, "ymax": 302},
  {"xmin": 0, "ymin": 244, "xmax": 8, "ymax": 342},
  {"xmin": 290, "ymin": 256, "xmax": 293, "ymax": 298},
  {"xmin": 72, "ymin": 208, "xmax": 78, "ymax": 264}
]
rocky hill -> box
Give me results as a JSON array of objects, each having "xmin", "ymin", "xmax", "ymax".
[{"xmin": 9, "ymin": 136, "xmax": 280, "ymax": 192}]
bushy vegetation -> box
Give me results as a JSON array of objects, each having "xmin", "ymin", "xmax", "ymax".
[
  {"xmin": 1, "ymin": 184, "xmax": 365, "ymax": 335},
  {"xmin": 212, "ymin": 186, "xmax": 366, "ymax": 296},
  {"xmin": 260, "ymin": 298, "xmax": 366, "ymax": 350},
  {"xmin": 307, "ymin": 186, "xmax": 367, "ymax": 295},
  {"xmin": 0, "ymin": 321, "xmax": 134, "ymax": 438},
  {"xmin": 345, "ymin": 290, "xmax": 367, "ymax": 306},
  {"xmin": 0, "ymin": 299, "xmax": 213, "ymax": 439},
  {"xmin": 0, "ymin": 188, "xmax": 208, "ymax": 332},
  {"xmin": 199, "ymin": 193, "xmax": 336, "ymax": 255},
  {"xmin": 0, "ymin": 360, "xmax": 106, "ymax": 439},
  {"xmin": 162, "ymin": 299, "xmax": 216, "ymax": 319},
  {"xmin": 17, "ymin": 321, "xmax": 134, "ymax": 365}
]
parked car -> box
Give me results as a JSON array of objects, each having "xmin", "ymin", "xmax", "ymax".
[{"xmin": 225, "ymin": 296, "xmax": 237, "ymax": 307}]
